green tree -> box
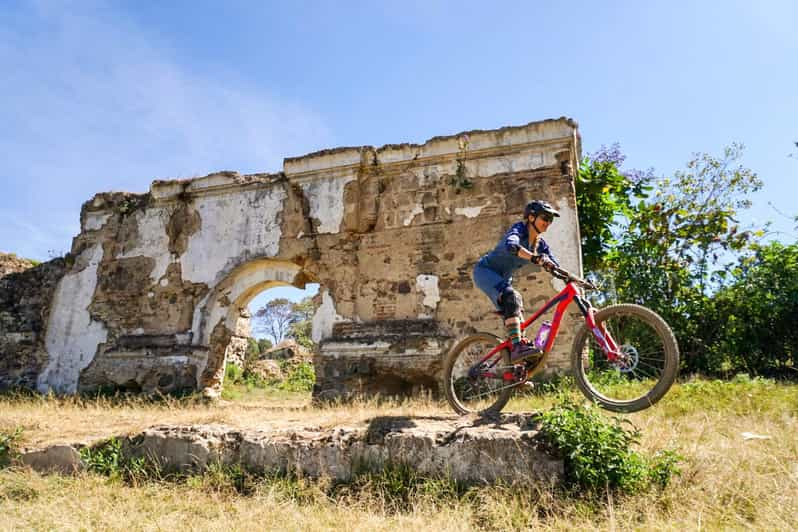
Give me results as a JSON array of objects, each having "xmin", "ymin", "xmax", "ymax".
[
  {"xmin": 246, "ymin": 337, "xmax": 260, "ymax": 356},
  {"xmin": 253, "ymin": 298, "xmax": 294, "ymax": 345},
  {"xmin": 257, "ymin": 338, "xmax": 273, "ymax": 353},
  {"xmin": 606, "ymin": 143, "xmax": 764, "ymax": 372},
  {"xmin": 709, "ymin": 241, "xmax": 798, "ymax": 375},
  {"xmin": 288, "ymin": 296, "xmax": 319, "ymax": 350},
  {"xmin": 575, "ymin": 143, "xmax": 651, "ymax": 271},
  {"xmin": 253, "ymin": 296, "xmax": 318, "ymax": 349}
]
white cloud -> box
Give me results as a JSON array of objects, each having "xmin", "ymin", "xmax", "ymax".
[{"xmin": 0, "ymin": 1, "xmax": 332, "ymax": 260}]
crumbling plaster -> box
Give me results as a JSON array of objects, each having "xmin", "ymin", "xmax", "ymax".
[
  {"xmin": 3, "ymin": 117, "xmax": 583, "ymax": 398},
  {"xmin": 311, "ymin": 290, "xmax": 347, "ymax": 345},
  {"xmin": 179, "ymin": 187, "xmax": 287, "ymax": 285},
  {"xmin": 38, "ymin": 244, "xmax": 108, "ymax": 394}
]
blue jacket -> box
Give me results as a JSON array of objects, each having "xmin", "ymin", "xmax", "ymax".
[{"xmin": 478, "ymin": 221, "xmax": 559, "ymax": 280}]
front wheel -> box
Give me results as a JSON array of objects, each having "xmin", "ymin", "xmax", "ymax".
[
  {"xmin": 571, "ymin": 304, "xmax": 679, "ymax": 413},
  {"xmin": 443, "ymin": 333, "xmax": 514, "ymax": 415}
]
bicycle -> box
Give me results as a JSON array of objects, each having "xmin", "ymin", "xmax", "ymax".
[{"xmin": 443, "ymin": 265, "xmax": 679, "ymax": 414}]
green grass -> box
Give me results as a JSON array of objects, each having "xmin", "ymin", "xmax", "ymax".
[{"xmin": 221, "ymin": 360, "xmax": 315, "ymax": 400}]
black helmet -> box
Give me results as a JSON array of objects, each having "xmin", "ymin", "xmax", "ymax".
[{"xmin": 524, "ymin": 200, "xmax": 560, "ymax": 220}]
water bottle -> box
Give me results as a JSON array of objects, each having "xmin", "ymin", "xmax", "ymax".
[{"xmin": 534, "ymin": 321, "xmax": 552, "ymax": 350}]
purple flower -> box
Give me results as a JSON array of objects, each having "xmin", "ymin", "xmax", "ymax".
[
  {"xmin": 589, "ymin": 143, "xmax": 626, "ymax": 166},
  {"xmin": 622, "ymin": 167, "xmax": 656, "ymax": 185}
]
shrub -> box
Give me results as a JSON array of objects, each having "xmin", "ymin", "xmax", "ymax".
[
  {"xmin": 540, "ymin": 399, "xmax": 681, "ymax": 493},
  {"xmin": 225, "ymin": 363, "xmax": 244, "ymax": 385},
  {"xmin": 79, "ymin": 438, "xmax": 151, "ymax": 483},
  {"xmin": 706, "ymin": 242, "xmax": 798, "ymax": 376},
  {"xmin": 278, "ymin": 361, "xmax": 315, "ymax": 392}
]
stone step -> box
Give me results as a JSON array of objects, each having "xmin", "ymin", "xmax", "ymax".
[{"xmin": 20, "ymin": 413, "xmax": 562, "ymax": 485}]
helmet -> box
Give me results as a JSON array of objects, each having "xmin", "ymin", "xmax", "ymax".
[{"xmin": 524, "ymin": 200, "xmax": 560, "ymax": 220}]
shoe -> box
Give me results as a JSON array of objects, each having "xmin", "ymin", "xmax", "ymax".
[{"xmin": 509, "ymin": 341, "xmax": 542, "ymax": 363}]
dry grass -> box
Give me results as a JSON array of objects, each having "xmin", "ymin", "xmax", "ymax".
[
  {"xmin": 0, "ymin": 386, "xmax": 449, "ymax": 449},
  {"xmin": 1, "ymin": 377, "xmax": 797, "ymax": 530}
]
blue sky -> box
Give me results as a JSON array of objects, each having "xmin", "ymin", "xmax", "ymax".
[{"xmin": 2, "ymin": 0, "xmax": 796, "ymax": 271}]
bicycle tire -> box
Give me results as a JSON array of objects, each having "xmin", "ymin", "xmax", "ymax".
[
  {"xmin": 443, "ymin": 332, "xmax": 514, "ymax": 415},
  {"xmin": 570, "ymin": 304, "xmax": 679, "ymax": 413}
]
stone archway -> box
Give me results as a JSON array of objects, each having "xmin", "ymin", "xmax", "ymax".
[
  {"xmin": 2, "ymin": 118, "xmax": 584, "ymax": 398},
  {"xmin": 192, "ymin": 258, "xmax": 314, "ymax": 397}
]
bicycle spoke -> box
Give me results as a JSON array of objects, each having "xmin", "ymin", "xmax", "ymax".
[
  {"xmin": 630, "ymin": 366, "xmax": 657, "ymax": 380},
  {"xmin": 635, "ymin": 359, "xmax": 665, "ymax": 373},
  {"xmin": 636, "ymin": 350, "xmax": 667, "ymax": 358}
]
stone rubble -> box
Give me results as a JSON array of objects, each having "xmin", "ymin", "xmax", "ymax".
[{"xmin": 19, "ymin": 413, "xmax": 563, "ymax": 485}]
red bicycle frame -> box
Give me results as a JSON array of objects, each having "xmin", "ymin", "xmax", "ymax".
[{"xmin": 471, "ymin": 277, "xmax": 623, "ymax": 381}]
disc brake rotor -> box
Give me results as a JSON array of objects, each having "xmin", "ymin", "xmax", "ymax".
[{"xmin": 613, "ymin": 343, "xmax": 640, "ymax": 373}]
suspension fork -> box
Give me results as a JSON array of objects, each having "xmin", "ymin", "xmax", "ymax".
[{"xmin": 575, "ymin": 296, "xmax": 621, "ymax": 361}]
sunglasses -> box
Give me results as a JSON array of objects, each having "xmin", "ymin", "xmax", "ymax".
[{"xmin": 539, "ymin": 213, "xmax": 554, "ymax": 223}]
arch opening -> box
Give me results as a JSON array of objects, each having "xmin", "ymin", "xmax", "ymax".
[
  {"xmin": 191, "ymin": 258, "xmax": 322, "ymax": 397},
  {"xmin": 220, "ymin": 282, "xmax": 321, "ymax": 399}
]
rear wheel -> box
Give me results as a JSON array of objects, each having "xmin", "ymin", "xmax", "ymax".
[
  {"xmin": 571, "ymin": 304, "xmax": 679, "ymax": 413},
  {"xmin": 443, "ymin": 333, "xmax": 514, "ymax": 415}
]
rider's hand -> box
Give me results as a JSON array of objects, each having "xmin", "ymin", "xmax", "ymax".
[
  {"xmin": 531, "ymin": 254, "xmax": 555, "ymax": 272},
  {"xmin": 535, "ymin": 256, "xmax": 555, "ymax": 271}
]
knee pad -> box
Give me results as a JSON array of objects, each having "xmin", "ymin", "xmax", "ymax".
[{"xmin": 499, "ymin": 287, "xmax": 523, "ymax": 319}]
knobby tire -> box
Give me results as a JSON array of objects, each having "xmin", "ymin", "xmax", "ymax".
[
  {"xmin": 570, "ymin": 304, "xmax": 679, "ymax": 413},
  {"xmin": 443, "ymin": 332, "xmax": 513, "ymax": 415}
]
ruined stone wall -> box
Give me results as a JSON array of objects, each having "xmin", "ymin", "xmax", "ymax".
[
  {"xmin": 0, "ymin": 255, "xmax": 67, "ymax": 390},
  {"xmin": 0, "ymin": 118, "xmax": 582, "ymax": 398}
]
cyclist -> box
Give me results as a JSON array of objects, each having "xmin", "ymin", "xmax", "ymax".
[{"xmin": 472, "ymin": 200, "xmax": 560, "ymax": 362}]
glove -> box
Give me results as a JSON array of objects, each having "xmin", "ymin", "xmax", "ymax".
[
  {"xmin": 541, "ymin": 259, "xmax": 556, "ymax": 272},
  {"xmin": 531, "ymin": 255, "xmax": 555, "ymax": 272}
]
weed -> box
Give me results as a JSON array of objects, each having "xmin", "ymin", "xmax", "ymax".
[
  {"xmin": 450, "ymin": 134, "xmax": 474, "ymax": 191},
  {"xmin": 529, "ymin": 374, "xmax": 576, "ymax": 396},
  {"xmin": 79, "ymin": 438, "xmax": 153, "ymax": 484},
  {"xmin": 225, "ymin": 362, "xmax": 244, "ymax": 384},
  {"xmin": 0, "ymin": 481, "xmax": 39, "ymax": 501},
  {"xmin": 225, "ymin": 360, "xmax": 314, "ymax": 394},
  {"xmin": 335, "ymin": 463, "xmax": 466, "ymax": 513},
  {"xmin": 187, "ymin": 462, "xmax": 258, "ymax": 496},
  {"xmin": 0, "ymin": 427, "xmax": 23, "ymax": 468},
  {"xmin": 260, "ymin": 473, "xmax": 326, "ymax": 505},
  {"xmin": 647, "ymin": 449, "xmax": 682, "ymax": 488}
]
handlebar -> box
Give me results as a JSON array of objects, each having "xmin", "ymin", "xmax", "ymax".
[{"xmin": 546, "ymin": 265, "xmax": 599, "ymax": 291}]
